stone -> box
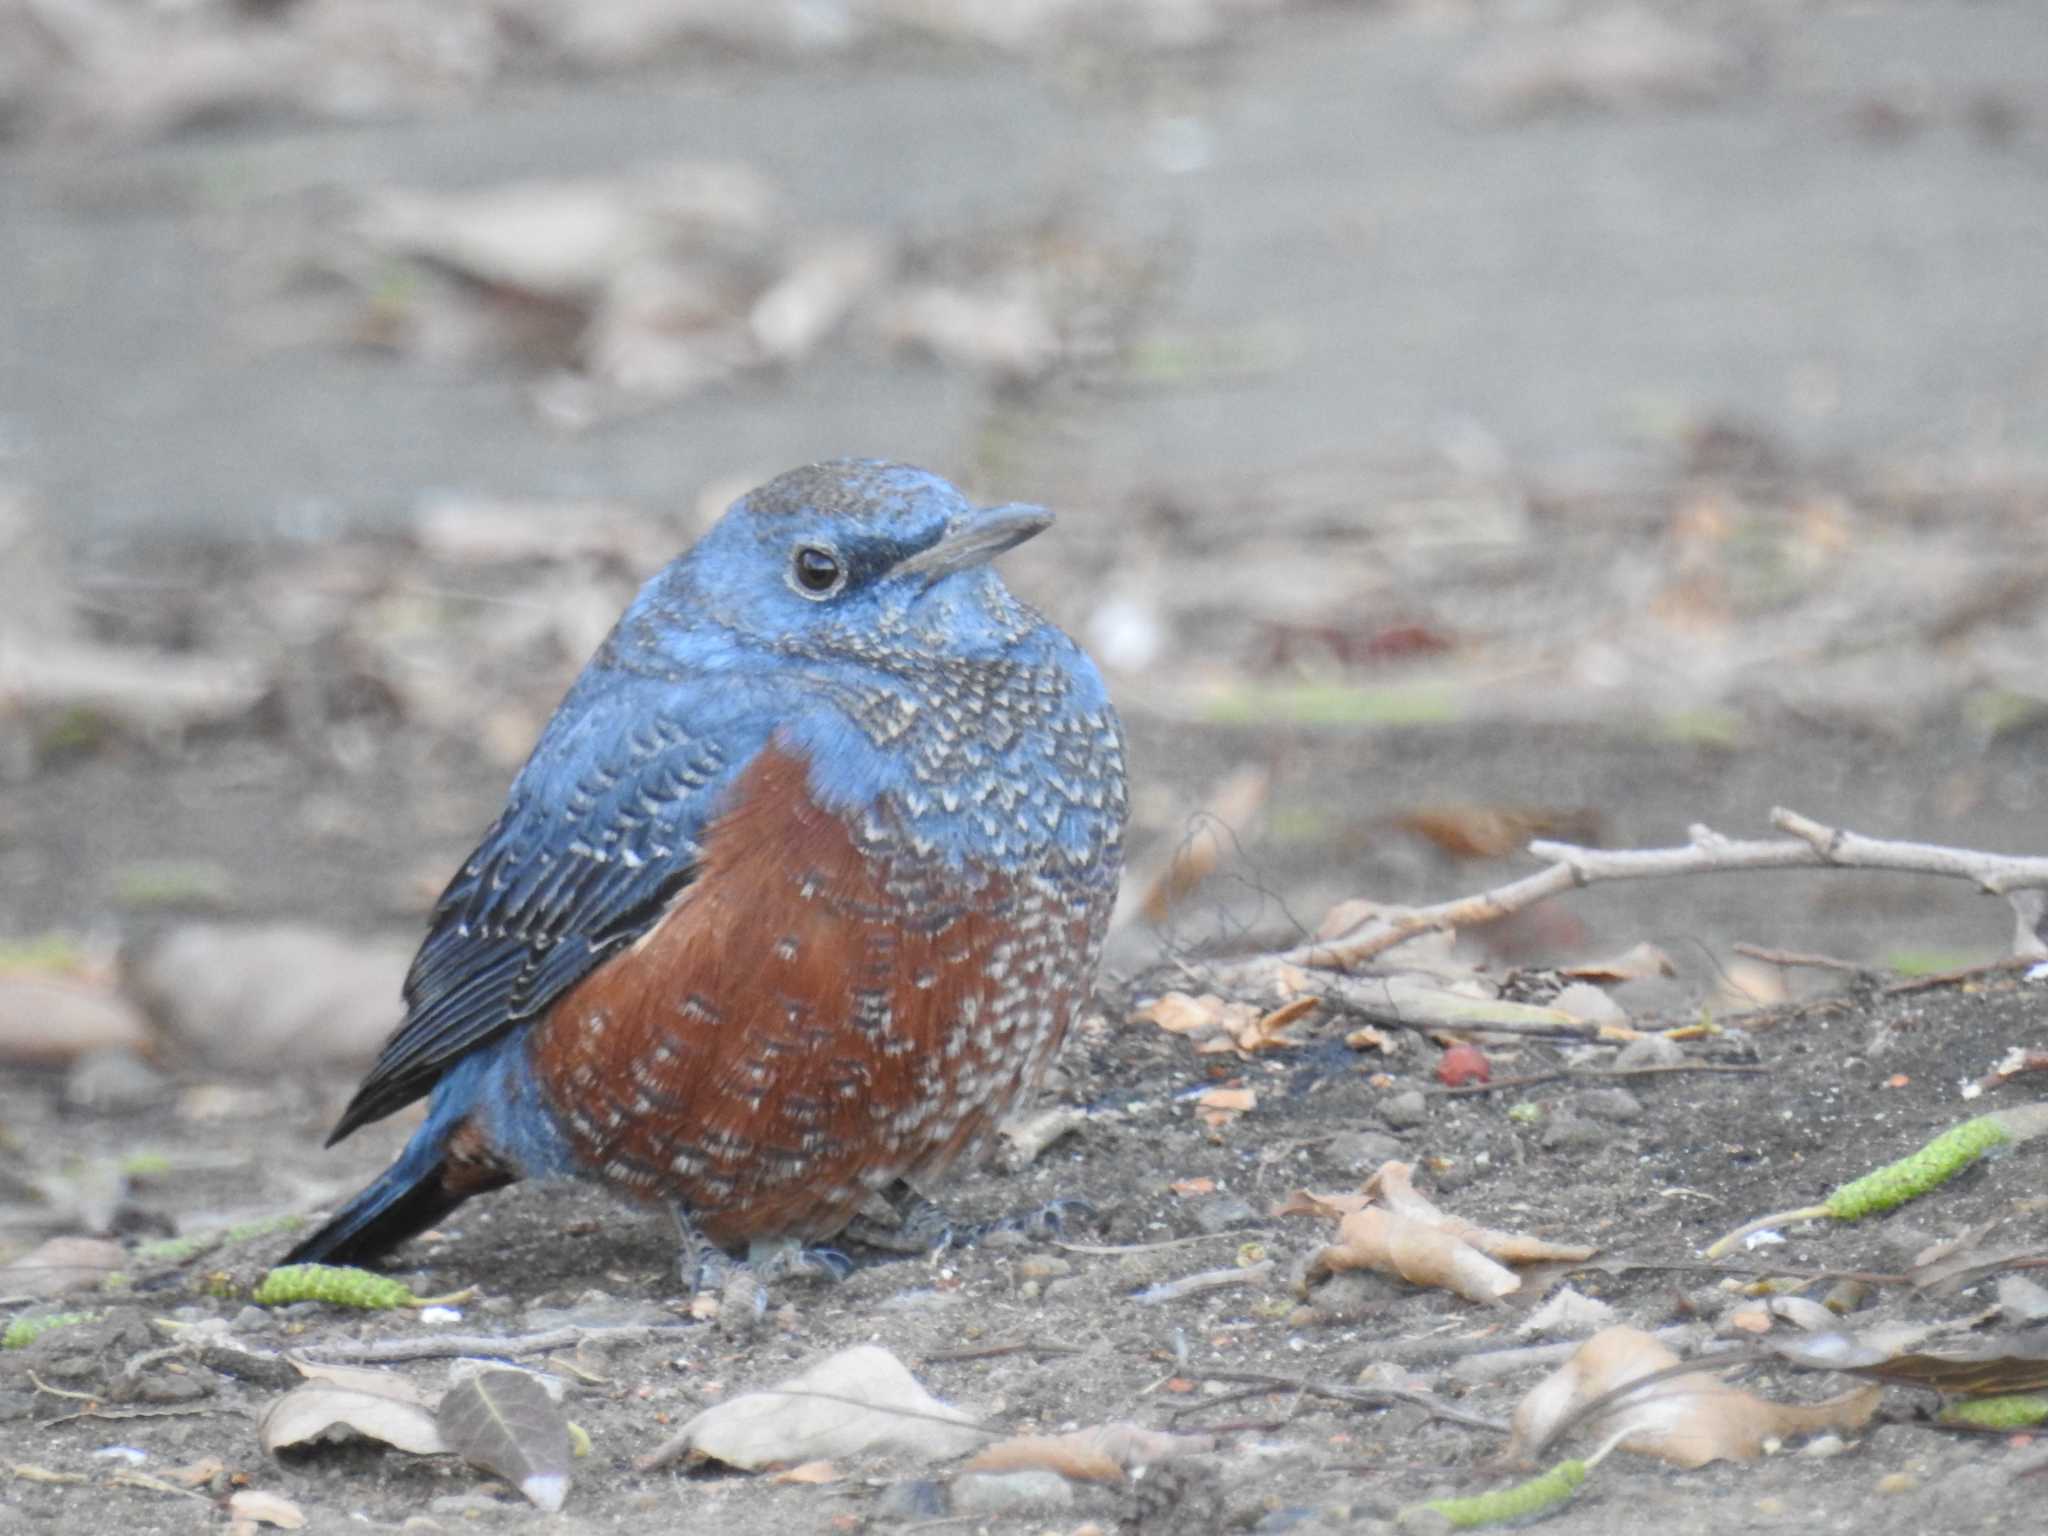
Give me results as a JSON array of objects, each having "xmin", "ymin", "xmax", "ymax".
[
  {"xmin": 1379, "ymin": 1090, "xmax": 1428, "ymax": 1130},
  {"xmin": 951, "ymin": 1469, "xmax": 1073, "ymax": 1518}
]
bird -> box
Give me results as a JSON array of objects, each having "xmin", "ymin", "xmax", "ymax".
[{"xmin": 285, "ymin": 459, "xmax": 1128, "ymax": 1283}]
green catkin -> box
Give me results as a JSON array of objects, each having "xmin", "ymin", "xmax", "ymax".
[
  {"xmin": 1938, "ymin": 1395, "xmax": 2048, "ymax": 1431},
  {"xmin": 251, "ymin": 1264, "xmax": 418, "ymax": 1310},
  {"xmin": 3, "ymin": 1312, "xmax": 95, "ymax": 1349},
  {"xmin": 1408, "ymin": 1459, "xmax": 1588, "ymax": 1529},
  {"xmin": 137, "ymin": 1212, "xmax": 306, "ymax": 1268},
  {"xmin": 1820, "ymin": 1115, "xmax": 2012, "ymax": 1221}
]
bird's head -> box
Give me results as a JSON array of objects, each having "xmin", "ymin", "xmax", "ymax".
[{"xmin": 645, "ymin": 460, "xmax": 1053, "ymax": 665}]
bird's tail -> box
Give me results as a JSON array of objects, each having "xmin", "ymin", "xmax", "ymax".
[{"xmin": 283, "ymin": 1122, "xmax": 511, "ymax": 1268}]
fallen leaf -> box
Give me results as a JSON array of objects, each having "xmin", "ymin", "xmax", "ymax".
[
  {"xmin": 964, "ymin": 1422, "xmax": 1216, "ymax": 1483},
  {"xmin": 1509, "ymin": 1325, "xmax": 1881, "ymax": 1468},
  {"xmin": 1561, "ymin": 943, "xmax": 1676, "ymax": 983},
  {"xmin": 1769, "ymin": 1330, "xmax": 2048, "ymax": 1396},
  {"xmin": 639, "ymin": 1344, "xmax": 984, "ymax": 1472},
  {"xmin": 1170, "ymin": 1178, "xmax": 1217, "ymax": 1198},
  {"xmin": 1313, "ymin": 1206, "xmax": 1522, "ymax": 1303},
  {"xmin": 769, "ymin": 1459, "xmax": 840, "ymax": 1484},
  {"xmin": 439, "ymin": 1368, "xmax": 573, "ymax": 1512},
  {"xmin": 225, "ymin": 1490, "xmax": 307, "ymax": 1530},
  {"xmin": 1274, "ymin": 1189, "xmax": 1372, "ymax": 1220},
  {"xmin": 1344, "ymin": 1024, "xmax": 1395, "ymax": 1053},
  {"xmin": 259, "ymin": 1383, "xmax": 448, "ymax": 1457},
  {"xmin": 1304, "ymin": 1162, "xmax": 1595, "ymax": 1304},
  {"xmin": 1133, "ymin": 992, "xmax": 1229, "ymax": 1036},
  {"xmin": 1395, "ymin": 804, "xmax": 1600, "ymax": 861},
  {"xmin": 289, "ymin": 1358, "xmax": 439, "ymax": 1408},
  {"xmin": 1195, "ymin": 1086, "xmax": 1256, "ymax": 1128}
]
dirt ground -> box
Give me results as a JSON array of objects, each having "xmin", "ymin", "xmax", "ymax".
[{"xmin": 5, "ymin": 0, "xmax": 2048, "ymax": 1532}]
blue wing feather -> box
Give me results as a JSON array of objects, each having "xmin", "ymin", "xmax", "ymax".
[{"xmin": 326, "ymin": 667, "xmax": 775, "ymax": 1143}]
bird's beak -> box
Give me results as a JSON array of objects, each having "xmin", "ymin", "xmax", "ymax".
[{"xmin": 894, "ymin": 503, "xmax": 1053, "ymax": 579}]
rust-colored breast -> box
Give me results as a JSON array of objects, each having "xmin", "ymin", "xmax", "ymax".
[{"xmin": 527, "ymin": 744, "xmax": 1100, "ymax": 1246}]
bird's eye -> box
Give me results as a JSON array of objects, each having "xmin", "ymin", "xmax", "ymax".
[{"xmin": 790, "ymin": 544, "xmax": 845, "ymax": 598}]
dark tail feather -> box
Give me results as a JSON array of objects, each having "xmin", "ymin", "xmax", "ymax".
[{"xmin": 285, "ymin": 1134, "xmax": 509, "ymax": 1268}]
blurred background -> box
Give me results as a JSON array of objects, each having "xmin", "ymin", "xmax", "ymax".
[{"xmin": 3, "ymin": 0, "xmax": 2047, "ymax": 1083}]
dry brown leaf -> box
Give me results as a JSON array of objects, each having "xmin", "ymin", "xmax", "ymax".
[
  {"xmin": 1560, "ymin": 943, "xmax": 1676, "ymax": 983},
  {"xmin": 225, "ymin": 1491, "xmax": 308, "ymax": 1531},
  {"xmin": 1195, "ymin": 1086, "xmax": 1255, "ymax": 1128},
  {"xmin": 1509, "ymin": 1325, "xmax": 1882, "ymax": 1468},
  {"xmin": 965, "ymin": 1434, "xmax": 1123, "ymax": 1483},
  {"xmin": 1131, "ymin": 992, "xmax": 1228, "ymax": 1035},
  {"xmin": 259, "ymin": 1382, "xmax": 448, "ymax": 1458},
  {"xmin": 1314, "ymin": 1205, "xmax": 1522, "ymax": 1303},
  {"xmin": 1344, "ymin": 1024, "xmax": 1395, "ymax": 1053},
  {"xmin": 769, "ymin": 1459, "xmax": 840, "ymax": 1484},
  {"xmin": 1365, "ymin": 1162, "xmax": 1597, "ymax": 1265},
  {"xmin": 1170, "ymin": 1178, "xmax": 1217, "ymax": 1198},
  {"xmin": 964, "ymin": 1422, "xmax": 1216, "ymax": 1483},
  {"xmin": 1274, "ymin": 1189, "xmax": 1372, "ymax": 1220},
  {"xmin": 1395, "ymin": 804, "xmax": 1600, "ymax": 861},
  {"xmin": 1303, "ymin": 1162, "xmax": 1596, "ymax": 1303},
  {"xmin": 163, "ymin": 1457, "xmax": 225, "ymax": 1489}
]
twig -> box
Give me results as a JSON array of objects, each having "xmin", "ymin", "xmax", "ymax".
[
  {"xmin": 1193, "ymin": 1369, "xmax": 1508, "ymax": 1435},
  {"xmin": 292, "ymin": 1323, "xmax": 696, "ymax": 1363},
  {"xmin": 1882, "ymin": 955, "xmax": 2033, "ymax": 995},
  {"xmin": 1433, "ymin": 1062, "xmax": 1767, "ymax": 1097},
  {"xmin": 1131, "ymin": 1260, "xmax": 1275, "ymax": 1305},
  {"xmin": 923, "ymin": 1340, "xmax": 1087, "ymax": 1363},
  {"xmin": 1234, "ymin": 808, "xmax": 2048, "ymax": 973},
  {"xmin": 1057, "ymin": 1230, "xmax": 1273, "ymax": 1256},
  {"xmin": 1732, "ymin": 944, "xmax": 1872, "ymax": 974}
]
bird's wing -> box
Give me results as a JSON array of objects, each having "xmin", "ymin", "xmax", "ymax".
[{"xmin": 327, "ymin": 673, "xmax": 774, "ymax": 1142}]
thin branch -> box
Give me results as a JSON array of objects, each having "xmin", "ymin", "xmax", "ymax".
[
  {"xmin": 1431, "ymin": 1062, "xmax": 1768, "ymax": 1097},
  {"xmin": 1238, "ymin": 807, "xmax": 2048, "ymax": 972},
  {"xmin": 1193, "ymin": 1369, "xmax": 1509, "ymax": 1436},
  {"xmin": 291, "ymin": 1323, "xmax": 696, "ymax": 1363}
]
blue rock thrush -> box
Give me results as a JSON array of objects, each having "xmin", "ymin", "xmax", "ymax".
[{"xmin": 285, "ymin": 460, "xmax": 1128, "ymax": 1282}]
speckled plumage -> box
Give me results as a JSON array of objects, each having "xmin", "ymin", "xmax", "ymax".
[{"xmin": 286, "ymin": 461, "xmax": 1126, "ymax": 1270}]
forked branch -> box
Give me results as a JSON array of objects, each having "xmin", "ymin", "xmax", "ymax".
[{"xmin": 1248, "ymin": 806, "xmax": 2048, "ymax": 974}]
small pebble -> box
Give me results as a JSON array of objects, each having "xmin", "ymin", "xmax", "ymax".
[
  {"xmin": 1800, "ymin": 1433, "xmax": 1848, "ymax": 1458},
  {"xmin": 66, "ymin": 1048, "xmax": 168, "ymax": 1110},
  {"xmin": 1539, "ymin": 1115, "xmax": 1608, "ymax": 1152},
  {"xmin": 1380, "ymin": 1090, "xmax": 1428, "ymax": 1130},
  {"xmin": 1997, "ymin": 1274, "xmax": 2048, "ymax": 1323},
  {"xmin": 951, "ymin": 1469, "xmax": 1073, "ymax": 1517},
  {"xmin": 1614, "ymin": 1035, "xmax": 1685, "ymax": 1070},
  {"xmin": 1191, "ymin": 1194, "xmax": 1259, "ymax": 1235},
  {"xmin": 229, "ymin": 1306, "xmax": 272, "ymax": 1334},
  {"xmin": 1017, "ymin": 1256, "xmax": 1070, "ymax": 1280},
  {"xmin": 1574, "ymin": 1087, "xmax": 1643, "ymax": 1123},
  {"xmin": 1876, "ymin": 1472, "xmax": 1917, "ymax": 1495},
  {"xmin": 1323, "ymin": 1130, "xmax": 1406, "ymax": 1172},
  {"xmin": 874, "ymin": 1480, "xmax": 950, "ymax": 1520}
]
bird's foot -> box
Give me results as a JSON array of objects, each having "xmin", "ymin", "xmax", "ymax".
[
  {"xmin": 844, "ymin": 1181, "xmax": 1097, "ymax": 1255},
  {"xmin": 745, "ymin": 1235, "xmax": 855, "ymax": 1284},
  {"xmin": 670, "ymin": 1205, "xmax": 852, "ymax": 1294}
]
